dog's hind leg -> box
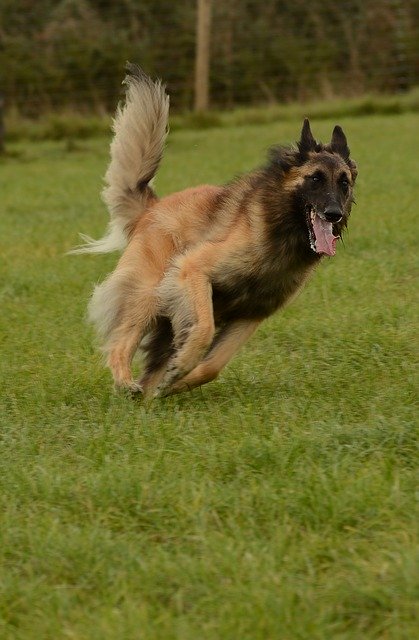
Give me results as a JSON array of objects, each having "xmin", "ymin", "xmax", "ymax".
[
  {"xmin": 168, "ymin": 319, "xmax": 260, "ymax": 395},
  {"xmin": 89, "ymin": 232, "xmax": 171, "ymax": 391},
  {"xmin": 90, "ymin": 273, "xmax": 159, "ymax": 391},
  {"xmin": 106, "ymin": 295, "xmax": 157, "ymax": 391}
]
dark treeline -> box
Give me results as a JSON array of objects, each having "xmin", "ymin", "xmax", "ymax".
[{"xmin": 1, "ymin": 0, "xmax": 418, "ymax": 115}]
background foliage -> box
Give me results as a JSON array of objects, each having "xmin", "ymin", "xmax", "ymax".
[{"xmin": 1, "ymin": 0, "xmax": 418, "ymax": 115}]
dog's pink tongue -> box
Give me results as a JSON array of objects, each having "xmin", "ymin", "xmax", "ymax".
[{"xmin": 312, "ymin": 215, "xmax": 338, "ymax": 256}]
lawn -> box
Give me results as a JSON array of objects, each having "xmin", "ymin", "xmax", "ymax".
[{"xmin": 0, "ymin": 113, "xmax": 418, "ymax": 639}]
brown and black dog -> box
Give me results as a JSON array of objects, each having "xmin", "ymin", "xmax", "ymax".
[{"xmin": 73, "ymin": 65, "xmax": 357, "ymax": 398}]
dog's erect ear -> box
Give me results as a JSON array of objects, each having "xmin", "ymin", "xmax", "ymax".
[
  {"xmin": 298, "ymin": 118, "xmax": 317, "ymax": 155},
  {"xmin": 330, "ymin": 125, "xmax": 350, "ymax": 161}
]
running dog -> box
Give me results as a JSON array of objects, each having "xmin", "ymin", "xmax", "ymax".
[{"xmin": 73, "ymin": 65, "xmax": 357, "ymax": 398}]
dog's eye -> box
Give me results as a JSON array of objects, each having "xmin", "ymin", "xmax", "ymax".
[
  {"xmin": 339, "ymin": 174, "xmax": 350, "ymax": 189},
  {"xmin": 310, "ymin": 172, "xmax": 324, "ymax": 184}
]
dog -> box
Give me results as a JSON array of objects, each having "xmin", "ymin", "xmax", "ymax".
[{"xmin": 72, "ymin": 64, "xmax": 357, "ymax": 398}]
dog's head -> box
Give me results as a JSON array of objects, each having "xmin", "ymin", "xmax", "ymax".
[{"xmin": 270, "ymin": 119, "xmax": 357, "ymax": 256}]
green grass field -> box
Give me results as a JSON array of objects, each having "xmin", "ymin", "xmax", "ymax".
[{"xmin": 1, "ymin": 113, "xmax": 418, "ymax": 639}]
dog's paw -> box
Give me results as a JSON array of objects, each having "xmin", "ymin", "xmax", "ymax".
[
  {"xmin": 153, "ymin": 366, "xmax": 185, "ymax": 397},
  {"xmin": 126, "ymin": 381, "xmax": 144, "ymax": 396},
  {"xmin": 114, "ymin": 381, "xmax": 143, "ymax": 396},
  {"xmin": 152, "ymin": 384, "xmax": 170, "ymax": 399}
]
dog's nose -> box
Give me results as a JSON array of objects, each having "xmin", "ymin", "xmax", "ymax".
[{"xmin": 323, "ymin": 207, "xmax": 342, "ymax": 223}]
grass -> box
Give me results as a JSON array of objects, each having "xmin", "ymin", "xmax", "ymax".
[
  {"xmin": 0, "ymin": 113, "xmax": 418, "ymax": 639},
  {"xmin": 4, "ymin": 87, "xmax": 419, "ymax": 143}
]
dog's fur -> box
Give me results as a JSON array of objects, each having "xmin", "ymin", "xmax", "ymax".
[{"xmin": 72, "ymin": 65, "xmax": 357, "ymax": 398}]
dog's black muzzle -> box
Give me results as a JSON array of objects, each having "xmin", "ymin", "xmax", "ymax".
[{"xmin": 323, "ymin": 206, "xmax": 343, "ymax": 223}]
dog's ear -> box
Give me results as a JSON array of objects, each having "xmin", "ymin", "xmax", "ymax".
[
  {"xmin": 330, "ymin": 125, "xmax": 350, "ymax": 161},
  {"xmin": 298, "ymin": 118, "xmax": 317, "ymax": 156}
]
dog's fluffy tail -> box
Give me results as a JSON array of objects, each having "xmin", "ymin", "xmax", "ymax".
[{"xmin": 71, "ymin": 64, "xmax": 169, "ymax": 255}]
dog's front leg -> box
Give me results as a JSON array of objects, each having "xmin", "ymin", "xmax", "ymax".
[{"xmin": 150, "ymin": 260, "xmax": 215, "ymax": 397}]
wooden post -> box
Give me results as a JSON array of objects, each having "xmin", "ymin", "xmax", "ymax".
[
  {"xmin": 0, "ymin": 92, "xmax": 4, "ymax": 154},
  {"xmin": 194, "ymin": 0, "xmax": 212, "ymax": 111}
]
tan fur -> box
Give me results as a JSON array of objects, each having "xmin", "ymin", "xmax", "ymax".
[
  {"xmin": 98, "ymin": 172, "xmax": 313, "ymax": 397},
  {"xmin": 97, "ymin": 189, "xmax": 245, "ymax": 395}
]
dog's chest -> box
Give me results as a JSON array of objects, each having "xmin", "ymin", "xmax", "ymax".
[{"xmin": 212, "ymin": 267, "xmax": 307, "ymax": 322}]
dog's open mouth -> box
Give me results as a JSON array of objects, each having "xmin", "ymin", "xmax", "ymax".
[{"xmin": 306, "ymin": 207, "xmax": 339, "ymax": 257}]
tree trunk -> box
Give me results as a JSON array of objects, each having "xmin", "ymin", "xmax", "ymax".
[
  {"xmin": 194, "ymin": 0, "xmax": 212, "ymax": 111},
  {"xmin": 0, "ymin": 92, "xmax": 4, "ymax": 154}
]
